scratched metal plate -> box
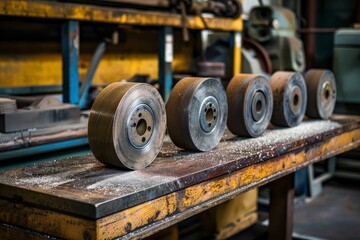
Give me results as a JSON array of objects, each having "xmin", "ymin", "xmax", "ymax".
[{"xmin": 0, "ymin": 115, "xmax": 358, "ymax": 219}]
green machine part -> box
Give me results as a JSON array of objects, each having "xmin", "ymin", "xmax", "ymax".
[
  {"xmin": 246, "ymin": 6, "xmax": 305, "ymax": 73},
  {"xmin": 333, "ymin": 29, "xmax": 360, "ymax": 104}
]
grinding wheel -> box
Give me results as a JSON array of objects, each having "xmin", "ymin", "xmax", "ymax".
[
  {"xmin": 88, "ymin": 82, "xmax": 166, "ymax": 170},
  {"xmin": 166, "ymin": 77, "xmax": 228, "ymax": 151},
  {"xmin": 270, "ymin": 71, "xmax": 307, "ymax": 127},
  {"xmin": 227, "ymin": 74, "xmax": 273, "ymax": 137},
  {"xmin": 305, "ymin": 69, "xmax": 336, "ymax": 119}
]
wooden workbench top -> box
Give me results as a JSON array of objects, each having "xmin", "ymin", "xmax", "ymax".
[{"xmin": 0, "ymin": 115, "xmax": 359, "ymax": 220}]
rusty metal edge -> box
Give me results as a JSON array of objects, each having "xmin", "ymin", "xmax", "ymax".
[{"xmin": 0, "ymin": 0, "xmax": 243, "ymax": 31}]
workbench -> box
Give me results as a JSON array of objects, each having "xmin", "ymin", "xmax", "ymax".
[{"xmin": 0, "ymin": 115, "xmax": 359, "ymax": 240}]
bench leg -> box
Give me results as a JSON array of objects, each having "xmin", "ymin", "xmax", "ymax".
[{"xmin": 269, "ymin": 173, "xmax": 294, "ymax": 240}]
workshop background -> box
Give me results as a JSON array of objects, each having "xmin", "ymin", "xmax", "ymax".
[{"xmin": 0, "ymin": 0, "xmax": 359, "ymax": 239}]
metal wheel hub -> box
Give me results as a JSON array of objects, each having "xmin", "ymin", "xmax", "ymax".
[
  {"xmin": 199, "ymin": 96, "xmax": 219, "ymax": 133},
  {"xmin": 305, "ymin": 69, "xmax": 337, "ymax": 119},
  {"xmin": 127, "ymin": 104, "xmax": 154, "ymax": 149},
  {"xmin": 289, "ymin": 85, "xmax": 302, "ymax": 115},
  {"xmin": 166, "ymin": 77, "xmax": 227, "ymax": 151},
  {"xmin": 88, "ymin": 82, "xmax": 166, "ymax": 170},
  {"xmin": 251, "ymin": 91, "xmax": 266, "ymax": 122},
  {"xmin": 227, "ymin": 74, "xmax": 273, "ymax": 137},
  {"xmin": 270, "ymin": 71, "xmax": 307, "ymax": 127},
  {"xmin": 321, "ymin": 81, "xmax": 335, "ymax": 108}
]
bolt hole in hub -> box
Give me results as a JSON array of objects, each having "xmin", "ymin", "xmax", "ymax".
[{"xmin": 136, "ymin": 119, "xmax": 147, "ymax": 136}]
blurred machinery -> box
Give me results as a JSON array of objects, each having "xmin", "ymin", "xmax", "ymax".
[
  {"xmin": 245, "ymin": 6, "xmax": 305, "ymax": 73},
  {"xmin": 332, "ymin": 28, "xmax": 360, "ymax": 180},
  {"xmin": 0, "ymin": 96, "xmax": 80, "ymax": 133},
  {"xmin": 0, "ymin": 1, "xmax": 242, "ymax": 161},
  {"xmin": 333, "ymin": 29, "xmax": 360, "ymax": 106}
]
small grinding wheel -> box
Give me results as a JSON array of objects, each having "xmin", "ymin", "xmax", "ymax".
[
  {"xmin": 227, "ymin": 74, "xmax": 273, "ymax": 137},
  {"xmin": 166, "ymin": 77, "xmax": 228, "ymax": 151},
  {"xmin": 305, "ymin": 69, "xmax": 336, "ymax": 119},
  {"xmin": 270, "ymin": 71, "xmax": 307, "ymax": 127},
  {"xmin": 88, "ymin": 82, "xmax": 166, "ymax": 170}
]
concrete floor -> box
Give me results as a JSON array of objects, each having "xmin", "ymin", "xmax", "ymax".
[
  {"xmin": 294, "ymin": 178, "xmax": 360, "ymax": 240},
  {"xmin": 228, "ymin": 177, "xmax": 360, "ymax": 240}
]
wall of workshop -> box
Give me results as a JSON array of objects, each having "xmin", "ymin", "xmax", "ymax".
[
  {"xmin": 0, "ymin": 18, "xmax": 194, "ymax": 89},
  {"xmin": 314, "ymin": 0, "xmax": 358, "ymax": 69}
]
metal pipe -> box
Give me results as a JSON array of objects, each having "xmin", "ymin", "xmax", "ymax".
[{"xmin": 79, "ymin": 42, "xmax": 106, "ymax": 109}]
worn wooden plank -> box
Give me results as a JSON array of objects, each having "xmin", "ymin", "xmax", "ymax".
[
  {"xmin": 0, "ymin": 116, "xmax": 359, "ymax": 219},
  {"xmin": 0, "ymin": 116, "xmax": 359, "ymax": 239},
  {"xmin": 0, "ymin": 0, "xmax": 243, "ymax": 31}
]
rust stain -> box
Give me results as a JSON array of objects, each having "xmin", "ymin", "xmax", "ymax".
[{"xmin": 96, "ymin": 193, "xmax": 177, "ymax": 239}]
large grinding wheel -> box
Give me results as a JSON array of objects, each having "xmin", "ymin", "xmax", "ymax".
[
  {"xmin": 88, "ymin": 82, "xmax": 166, "ymax": 170},
  {"xmin": 270, "ymin": 71, "xmax": 307, "ymax": 127},
  {"xmin": 227, "ymin": 74, "xmax": 273, "ymax": 137},
  {"xmin": 166, "ymin": 77, "xmax": 228, "ymax": 151},
  {"xmin": 305, "ymin": 69, "xmax": 336, "ymax": 119}
]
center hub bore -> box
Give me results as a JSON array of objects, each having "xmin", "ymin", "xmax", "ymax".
[
  {"xmin": 251, "ymin": 91, "xmax": 266, "ymax": 122},
  {"xmin": 199, "ymin": 96, "xmax": 219, "ymax": 133},
  {"xmin": 127, "ymin": 104, "xmax": 154, "ymax": 148},
  {"xmin": 289, "ymin": 85, "xmax": 302, "ymax": 115},
  {"xmin": 321, "ymin": 81, "xmax": 333, "ymax": 108}
]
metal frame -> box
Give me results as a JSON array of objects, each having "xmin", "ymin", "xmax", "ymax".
[
  {"xmin": 1, "ymin": 0, "xmax": 243, "ymax": 104},
  {"xmin": 230, "ymin": 31, "xmax": 242, "ymax": 76},
  {"xmin": 62, "ymin": 20, "xmax": 80, "ymax": 105},
  {"xmin": 158, "ymin": 26, "xmax": 173, "ymax": 102},
  {"xmin": 307, "ymin": 157, "xmax": 336, "ymax": 198},
  {"xmin": 0, "ymin": 137, "xmax": 88, "ymax": 161}
]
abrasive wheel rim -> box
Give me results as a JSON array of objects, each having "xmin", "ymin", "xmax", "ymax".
[
  {"xmin": 113, "ymin": 84, "xmax": 166, "ymax": 170},
  {"xmin": 251, "ymin": 90, "xmax": 267, "ymax": 123},
  {"xmin": 88, "ymin": 82, "xmax": 126, "ymax": 165},
  {"xmin": 243, "ymin": 76, "xmax": 273, "ymax": 137},
  {"xmin": 126, "ymin": 103, "xmax": 155, "ymax": 149},
  {"xmin": 282, "ymin": 72, "xmax": 307, "ymax": 127},
  {"xmin": 187, "ymin": 78, "xmax": 228, "ymax": 151},
  {"xmin": 199, "ymin": 96, "xmax": 219, "ymax": 133},
  {"xmin": 289, "ymin": 85, "xmax": 302, "ymax": 115}
]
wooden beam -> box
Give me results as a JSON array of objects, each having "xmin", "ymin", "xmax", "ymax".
[
  {"xmin": 0, "ymin": 127, "xmax": 359, "ymax": 239},
  {"xmin": 0, "ymin": 0, "xmax": 243, "ymax": 31}
]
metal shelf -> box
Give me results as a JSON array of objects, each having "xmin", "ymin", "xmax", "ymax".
[{"xmin": 0, "ymin": 0, "xmax": 243, "ymax": 31}]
